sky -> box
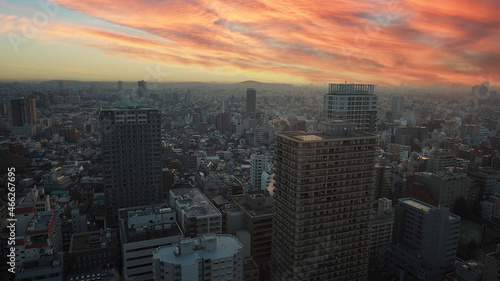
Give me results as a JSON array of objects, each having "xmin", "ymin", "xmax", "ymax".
[{"xmin": 0, "ymin": 0, "xmax": 499, "ymax": 85}]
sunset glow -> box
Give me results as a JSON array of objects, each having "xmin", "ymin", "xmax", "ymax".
[{"xmin": 1, "ymin": 0, "xmax": 499, "ymax": 84}]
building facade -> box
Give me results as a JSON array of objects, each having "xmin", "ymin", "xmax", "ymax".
[
  {"xmin": 271, "ymin": 123, "xmax": 377, "ymax": 280},
  {"xmin": 152, "ymin": 234, "xmax": 243, "ymax": 281},
  {"xmin": 323, "ymin": 83, "xmax": 377, "ymax": 132},
  {"xmin": 100, "ymin": 102, "xmax": 162, "ymax": 227}
]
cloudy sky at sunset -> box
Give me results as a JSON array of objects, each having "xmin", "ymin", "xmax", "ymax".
[{"xmin": 0, "ymin": 0, "xmax": 499, "ymax": 85}]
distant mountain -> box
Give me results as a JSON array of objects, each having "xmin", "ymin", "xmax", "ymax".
[{"xmin": 233, "ymin": 80, "xmax": 294, "ymax": 88}]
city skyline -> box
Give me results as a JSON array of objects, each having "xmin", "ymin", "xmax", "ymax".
[{"xmin": 1, "ymin": 0, "xmax": 499, "ymax": 85}]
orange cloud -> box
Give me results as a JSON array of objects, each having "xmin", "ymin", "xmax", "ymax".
[{"xmin": 1, "ymin": 0, "xmax": 499, "ymax": 84}]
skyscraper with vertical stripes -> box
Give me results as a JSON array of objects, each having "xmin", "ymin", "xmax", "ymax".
[
  {"xmin": 100, "ymin": 102, "xmax": 162, "ymax": 227},
  {"xmin": 271, "ymin": 123, "xmax": 377, "ymax": 280}
]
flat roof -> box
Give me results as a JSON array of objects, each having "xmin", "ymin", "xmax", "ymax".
[
  {"xmin": 171, "ymin": 188, "xmax": 221, "ymax": 218},
  {"xmin": 153, "ymin": 234, "xmax": 242, "ymax": 266},
  {"xmin": 399, "ymin": 198, "xmax": 431, "ymax": 212},
  {"xmin": 277, "ymin": 131, "xmax": 376, "ymax": 142}
]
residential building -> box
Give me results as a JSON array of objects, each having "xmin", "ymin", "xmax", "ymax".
[
  {"xmin": 152, "ymin": 234, "xmax": 243, "ymax": 281},
  {"xmin": 370, "ymin": 198, "xmax": 394, "ymax": 264},
  {"xmin": 271, "ymin": 122, "xmax": 377, "ymax": 280},
  {"xmin": 247, "ymin": 88, "xmax": 256, "ymax": 116},
  {"xmin": 414, "ymin": 169, "xmax": 472, "ymax": 209},
  {"xmin": 10, "ymin": 98, "xmax": 36, "ymax": 126},
  {"xmin": 428, "ymin": 149, "xmax": 457, "ymax": 173},
  {"xmin": 323, "ymin": 83, "xmax": 378, "ymax": 132},
  {"xmin": 138, "ymin": 80, "xmax": 147, "ymax": 97},
  {"xmin": 380, "ymin": 198, "xmax": 461, "ymax": 281},
  {"xmin": 483, "ymin": 244, "xmax": 500, "ymax": 281},
  {"xmin": 100, "ymin": 102, "xmax": 162, "ymax": 227},
  {"xmin": 169, "ymin": 187, "xmax": 222, "ymax": 237},
  {"xmin": 118, "ymin": 204, "xmax": 182, "ymax": 281}
]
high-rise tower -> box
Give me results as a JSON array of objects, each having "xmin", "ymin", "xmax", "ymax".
[
  {"xmin": 138, "ymin": 80, "xmax": 147, "ymax": 98},
  {"xmin": 247, "ymin": 88, "xmax": 256, "ymax": 116},
  {"xmin": 10, "ymin": 98, "xmax": 36, "ymax": 126},
  {"xmin": 271, "ymin": 122, "xmax": 377, "ymax": 281},
  {"xmin": 323, "ymin": 83, "xmax": 377, "ymax": 133},
  {"xmin": 99, "ymin": 102, "xmax": 162, "ymax": 227}
]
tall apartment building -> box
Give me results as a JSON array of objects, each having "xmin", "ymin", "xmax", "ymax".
[
  {"xmin": 138, "ymin": 80, "xmax": 147, "ymax": 97},
  {"xmin": 100, "ymin": 102, "xmax": 162, "ymax": 227},
  {"xmin": 169, "ymin": 187, "xmax": 222, "ymax": 237},
  {"xmin": 428, "ymin": 149, "xmax": 456, "ymax": 173},
  {"xmin": 247, "ymin": 88, "xmax": 256, "ymax": 116},
  {"xmin": 390, "ymin": 96, "xmax": 405, "ymax": 119},
  {"xmin": 118, "ymin": 204, "xmax": 182, "ymax": 281},
  {"xmin": 10, "ymin": 98, "xmax": 36, "ymax": 126},
  {"xmin": 323, "ymin": 83, "xmax": 378, "ymax": 132},
  {"xmin": 380, "ymin": 198, "xmax": 461, "ymax": 281},
  {"xmin": 271, "ymin": 123, "xmax": 377, "ymax": 281},
  {"xmin": 152, "ymin": 234, "xmax": 243, "ymax": 281},
  {"xmin": 249, "ymin": 154, "xmax": 271, "ymax": 192}
]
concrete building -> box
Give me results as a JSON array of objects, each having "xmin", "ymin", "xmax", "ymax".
[
  {"xmin": 138, "ymin": 80, "xmax": 147, "ymax": 97},
  {"xmin": 414, "ymin": 170, "xmax": 472, "ymax": 209},
  {"xmin": 323, "ymin": 83, "xmax": 378, "ymax": 132},
  {"xmin": 71, "ymin": 209, "xmax": 88, "ymax": 234},
  {"xmin": 67, "ymin": 229, "xmax": 118, "ymax": 273},
  {"xmin": 118, "ymin": 204, "xmax": 182, "ymax": 281},
  {"xmin": 10, "ymin": 98, "xmax": 36, "ymax": 126},
  {"xmin": 14, "ymin": 253, "xmax": 63, "ymax": 281},
  {"xmin": 13, "ymin": 209, "xmax": 62, "ymax": 276},
  {"xmin": 249, "ymin": 154, "xmax": 270, "ymax": 192},
  {"xmin": 100, "ymin": 102, "xmax": 162, "ymax": 227},
  {"xmin": 152, "ymin": 234, "xmax": 243, "ymax": 281},
  {"xmin": 247, "ymin": 88, "xmax": 256, "ymax": 116},
  {"xmin": 232, "ymin": 191, "xmax": 273, "ymax": 275},
  {"xmin": 428, "ymin": 149, "xmax": 457, "ymax": 173},
  {"xmin": 169, "ymin": 187, "xmax": 222, "ymax": 237},
  {"xmin": 271, "ymin": 122, "xmax": 377, "ymax": 281},
  {"xmin": 370, "ymin": 198, "xmax": 394, "ymax": 264},
  {"xmin": 483, "ymin": 244, "xmax": 500, "ymax": 281},
  {"xmin": 391, "ymin": 96, "xmax": 405, "ymax": 119},
  {"xmin": 380, "ymin": 198, "xmax": 461, "ymax": 281}
]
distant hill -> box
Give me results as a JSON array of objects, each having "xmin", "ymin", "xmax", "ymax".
[{"xmin": 233, "ymin": 80, "xmax": 294, "ymax": 88}]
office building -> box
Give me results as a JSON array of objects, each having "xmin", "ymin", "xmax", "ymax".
[
  {"xmin": 380, "ymin": 198, "xmax": 460, "ymax": 281},
  {"xmin": 390, "ymin": 96, "xmax": 405, "ymax": 119},
  {"xmin": 247, "ymin": 88, "xmax": 256, "ymax": 116},
  {"xmin": 138, "ymin": 80, "xmax": 147, "ymax": 98},
  {"xmin": 118, "ymin": 81, "xmax": 123, "ymax": 91},
  {"xmin": 414, "ymin": 170, "xmax": 472, "ymax": 209},
  {"xmin": 271, "ymin": 122, "xmax": 377, "ymax": 281},
  {"xmin": 118, "ymin": 204, "xmax": 182, "ymax": 281},
  {"xmin": 169, "ymin": 187, "xmax": 222, "ymax": 237},
  {"xmin": 10, "ymin": 98, "xmax": 36, "ymax": 126},
  {"xmin": 100, "ymin": 102, "xmax": 162, "ymax": 227},
  {"xmin": 152, "ymin": 234, "xmax": 243, "ymax": 281},
  {"xmin": 323, "ymin": 83, "xmax": 378, "ymax": 132}
]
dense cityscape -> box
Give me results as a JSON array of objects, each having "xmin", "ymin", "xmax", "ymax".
[
  {"xmin": 2, "ymin": 0, "xmax": 500, "ymax": 280},
  {"xmin": 0, "ymin": 80, "xmax": 499, "ymax": 281}
]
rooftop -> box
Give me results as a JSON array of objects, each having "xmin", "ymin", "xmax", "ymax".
[
  {"xmin": 118, "ymin": 204, "xmax": 182, "ymax": 243},
  {"xmin": 170, "ymin": 188, "xmax": 221, "ymax": 218},
  {"xmin": 277, "ymin": 130, "xmax": 375, "ymax": 142},
  {"xmin": 400, "ymin": 198, "xmax": 431, "ymax": 212},
  {"xmin": 153, "ymin": 234, "xmax": 242, "ymax": 266},
  {"xmin": 69, "ymin": 229, "xmax": 116, "ymax": 253}
]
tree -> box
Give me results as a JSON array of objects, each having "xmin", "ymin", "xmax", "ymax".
[{"xmin": 452, "ymin": 196, "xmax": 471, "ymax": 219}]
